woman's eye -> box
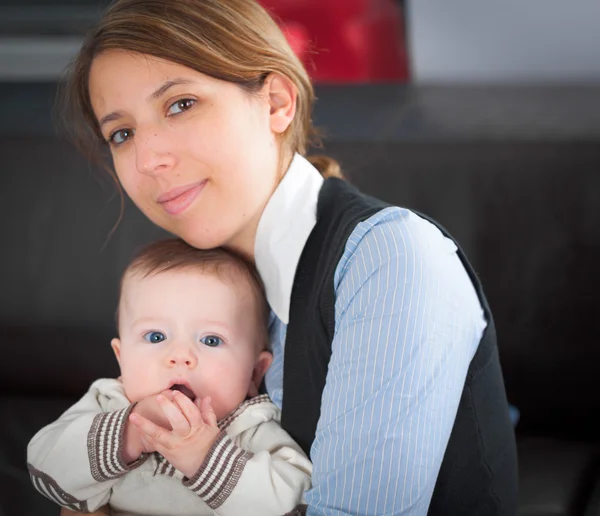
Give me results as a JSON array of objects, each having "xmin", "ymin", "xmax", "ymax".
[
  {"xmin": 143, "ymin": 331, "xmax": 166, "ymax": 344},
  {"xmin": 108, "ymin": 128, "xmax": 133, "ymax": 145},
  {"xmin": 200, "ymin": 335, "xmax": 222, "ymax": 347},
  {"xmin": 167, "ymin": 98, "xmax": 196, "ymax": 116}
]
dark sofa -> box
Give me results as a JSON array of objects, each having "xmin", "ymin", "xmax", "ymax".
[{"xmin": 2, "ymin": 82, "xmax": 600, "ymax": 516}]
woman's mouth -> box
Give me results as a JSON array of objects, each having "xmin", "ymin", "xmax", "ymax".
[{"xmin": 157, "ymin": 181, "xmax": 206, "ymax": 216}]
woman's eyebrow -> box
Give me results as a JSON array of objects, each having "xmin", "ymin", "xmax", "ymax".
[
  {"xmin": 148, "ymin": 78, "xmax": 196, "ymax": 101},
  {"xmin": 99, "ymin": 111, "xmax": 124, "ymax": 130}
]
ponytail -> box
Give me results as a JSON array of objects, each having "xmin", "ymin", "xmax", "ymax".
[{"xmin": 307, "ymin": 154, "xmax": 343, "ymax": 179}]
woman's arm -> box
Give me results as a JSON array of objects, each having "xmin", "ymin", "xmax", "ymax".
[{"xmin": 305, "ymin": 209, "xmax": 486, "ymax": 515}]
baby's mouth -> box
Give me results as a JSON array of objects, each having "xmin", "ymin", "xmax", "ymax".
[{"xmin": 169, "ymin": 384, "xmax": 196, "ymax": 401}]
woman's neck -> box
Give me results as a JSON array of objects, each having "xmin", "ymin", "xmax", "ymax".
[{"xmin": 226, "ymin": 151, "xmax": 295, "ymax": 262}]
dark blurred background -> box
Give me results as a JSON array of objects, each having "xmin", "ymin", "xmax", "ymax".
[{"xmin": 2, "ymin": 1, "xmax": 600, "ymax": 515}]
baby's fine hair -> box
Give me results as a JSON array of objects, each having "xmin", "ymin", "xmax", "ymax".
[{"xmin": 117, "ymin": 238, "xmax": 270, "ymax": 348}]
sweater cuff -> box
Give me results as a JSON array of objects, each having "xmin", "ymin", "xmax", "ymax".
[
  {"xmin": 182, "ymin": 431, "xmax": 253, "ymax": 509},
  {"xmin": 88, "ymin": 405, "xmax": 148, "ymax": 481}
]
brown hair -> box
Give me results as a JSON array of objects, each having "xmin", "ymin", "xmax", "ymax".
[
  {"xmin": 59, "ymin": 0, "xmax": 342, "ymax": 180},
  {"xmin": 118, "ymin": 238, "xmax": 270, "ymax": 350}
]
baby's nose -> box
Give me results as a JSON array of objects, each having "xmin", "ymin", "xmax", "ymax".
[{"xmin": 166, "ymin": 348, "xmax": 197, "ymax": 368}]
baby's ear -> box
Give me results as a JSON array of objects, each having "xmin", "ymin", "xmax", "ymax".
[
  {"xmin": 248, "ymin": 351, "xmax": 273, "ymax": 398},
  {"xmin": 111, "ymin": 338, "xmax": 122, "ymax": 365}
]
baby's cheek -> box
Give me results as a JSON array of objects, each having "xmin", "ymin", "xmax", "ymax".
[
  {"xmin": 120, "ymin": 363, "xmax": 151, "ymax": 402},
  {"xmin": 217, "ymin": 378, "xmax": 253, "ymax": 416},
  {"xmin": 121, "ymin": 378, "xmax": 141, "ymax": 403}
]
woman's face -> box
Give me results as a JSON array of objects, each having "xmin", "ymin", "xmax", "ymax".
[{"xmin": 89, "ymin": 50, "xmax": 292, "ymax": 256}]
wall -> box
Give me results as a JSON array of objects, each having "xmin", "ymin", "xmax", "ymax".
[{"xmin": 407, "ymin": 0, "xmax": 600, "ymax": 83}]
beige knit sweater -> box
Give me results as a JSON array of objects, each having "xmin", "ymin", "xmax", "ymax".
[{"xmin": 27, "ymin": 379, "xmax": 312, "ymax": 516}]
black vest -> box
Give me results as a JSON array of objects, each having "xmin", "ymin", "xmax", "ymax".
[{"xmin": 281, "ymin": 178, "xmax": 518, "ymax": 515}]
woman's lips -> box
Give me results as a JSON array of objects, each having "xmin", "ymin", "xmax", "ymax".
[{"xmin": 157, "ymin": 181, "xmax": 206, "ymax": 216}]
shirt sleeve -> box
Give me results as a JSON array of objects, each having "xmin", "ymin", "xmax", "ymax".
[
  {"xmin": 305, "ymin": 207, "xmax": 486, "ymax": 515},
  {"xmin": 26, "ymin": 379, "xmax": 147, "ymax": 512},
  {"xmin": 183, "ymin": 419, "xmax": 312, "ymax": 516}
]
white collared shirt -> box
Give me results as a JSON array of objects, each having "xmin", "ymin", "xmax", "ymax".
[{"xmin": 254, "ymin": 153, "xmax": 323, "ymax": 325}]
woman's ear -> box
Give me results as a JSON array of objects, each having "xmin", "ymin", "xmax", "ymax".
[
  {"xmin": 264, "ymin": 73, "xmax": 297, "ymax": 135},
  {"xmin": 248, "ymin": 351, "xmax": 274, "ymax": 398},
  {"xmin": 111, "ymin": 338, "xmax": 122, "ymax": 365}
]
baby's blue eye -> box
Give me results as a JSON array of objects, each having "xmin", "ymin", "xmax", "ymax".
[
  {"xmin": 109, "ymin": 128, "xmax": 133, "ymax": 145},
  {"xmin": 143, "ymin": 331, "xmax": 166, "ymax": 344},
  {"xmin": 200, "ymin": 335, "xmax": 222, "ymax": 347},
  {"xmin": 167, "ymin": 98, "xmax": 195, "ymax": 116}
]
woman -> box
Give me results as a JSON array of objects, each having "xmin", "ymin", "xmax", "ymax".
[{"xmin": 60, "ymin": 0, "xmax": 517, "ymax": 514}]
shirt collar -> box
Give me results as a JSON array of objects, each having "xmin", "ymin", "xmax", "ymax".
[{"xmin": 254, "ymin": 153, "xmax": 324, "ymax": 324}]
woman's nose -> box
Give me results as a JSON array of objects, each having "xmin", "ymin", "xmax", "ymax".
[{"xmin": 135, "ymin": 129, "xmax": 176, "ymax": 176}]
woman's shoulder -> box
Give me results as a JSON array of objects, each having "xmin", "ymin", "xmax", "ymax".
[
  {"xmin": 355, "ymin": 205, "xmax": 452, "ymax": 242},
  {"xmin": 336, "ymin": 206, "xmax": 458, "ymax": 276}
]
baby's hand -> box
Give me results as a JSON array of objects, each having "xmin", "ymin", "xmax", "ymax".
[
  {"xmin": 129, "ymin": 391, "xmax": 220, "ymax": 478},
  {"xmin": 132, "ymin": 392, "xmax": 174, "ymax": 430},
  {"xmin": 122, "ymin": 392, "xmax": 174, "ymax": 463}
]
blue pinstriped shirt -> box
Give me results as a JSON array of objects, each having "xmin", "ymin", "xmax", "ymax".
[{"xmin": 258, "ymin": 156, "xmax": 486, "ymax": 515}]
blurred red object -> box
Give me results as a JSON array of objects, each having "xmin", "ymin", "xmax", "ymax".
[{"xmin": 260, "ymin": 0, "xmax": 409, "ymax": 83}]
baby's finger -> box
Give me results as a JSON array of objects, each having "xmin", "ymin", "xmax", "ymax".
[
  {"xmin": 129, "ymin": 412, "xmax": 173, "ymax": 449},
  {"xmin": 159, "ymin": 389, "xmax": 176, "ymax": 401},
  {"xmin": 157, "ymin": 394, "xmax": 191, "ymax": 435},
  {"xmin": 200, "ymin": 396, "xmax": 218, "ymax": 428},
  {"xmin": 171, "ymin": 390, "xmax": 203, "ymax": 427}
]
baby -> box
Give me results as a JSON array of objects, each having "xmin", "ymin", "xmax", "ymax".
[{"xmin": 27, "ymin": 239, "xmax": 311, "ymax": 516}]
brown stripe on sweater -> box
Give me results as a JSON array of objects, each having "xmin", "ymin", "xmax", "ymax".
[
  {"xmin": 110, "ymin": 406, "xmax": 134, "ymax": 474},
  {"xmin": 153, "ymin": 454, "xmax": 163, "ymax": 477},
  {"xmin": 88, "ymin": 411, "xmax": 104, "ymax": 481},
  {"xmin": 196, "ymin": 439, "xmax": 238, "ymax": 498},
  {"xmin": 32, "ymin": 474, "xmax": 64, "ymax": 507},
  {"xmin": 100, "ymin": 410, "xmax": 119, "ymax": 478},
  {"xmin": 112, "ymin": 408, "xmax": 130, "ymax": 473},
  {"xmin": 184, "ymin": 432, "xmax": 230, "ymax": 491},
  {"xmin": 88, "ymin": 406, "xmax": 138, "ymax": 481},
  {"xmin": 160, "ymin": 457, "xmax": 170, "ymax": 476},
  {"xmin": 105, "ymin": 410, "xmax": 120, "ymax": 476},
  {"xmin": 46, "ymin": 482, "xmax": 85, "ymax": 513},
  {"xmin": 205, "ymin": 447, "xmax": 252, "ymax": 509},
  {"xmin": 149, "ymin": 453, "xmax": 179, "ymax": 479},
  {"xmin": 28, "ymin": 464, "xmax": 89, "ymax": 512},
  {"xmin": 89, "ymin": 410, "xmax": 120, "ymax": 480}
]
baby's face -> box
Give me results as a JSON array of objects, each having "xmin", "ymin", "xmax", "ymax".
[{"xmin": 111, "ymin": 268, "xmax": 269, "ymax": 420}]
